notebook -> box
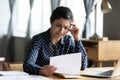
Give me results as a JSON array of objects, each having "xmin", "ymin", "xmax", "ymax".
[{"xmin": 81, "ymin": 59, "xmax": 120, "ymax": 78}]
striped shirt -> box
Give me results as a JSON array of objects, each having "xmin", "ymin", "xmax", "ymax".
[{"xmin": 23, "ymin": 28, "xmax": 88, "ymax": 74}]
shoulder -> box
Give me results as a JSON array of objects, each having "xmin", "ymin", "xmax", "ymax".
[
  {"xmin": 32, "ymin": 29, "xmax": 50, "ymax": 40},
  {"xmin": 32, "ymin": 33, "xmax": 43, "ymax": 40},
  {"xmin": 31, "ymin": 32, "xmax": 47, "ymax": 43},
  {"xmin": 33, "ymin": 29, "xmax": 49, "ymax": 39}
]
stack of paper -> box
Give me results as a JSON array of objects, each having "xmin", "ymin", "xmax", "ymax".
[
  {"xmin": 0, "ymin": 71, "xmax": 50, "ymax": 80},
  {"xmin": 0, "ymin": 71, "xmax": 28, "ymax": 76}
]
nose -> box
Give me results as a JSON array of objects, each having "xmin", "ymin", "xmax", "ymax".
[{"xmin": 59, "ymin": 27, "xmax": 64, "ymax": 34}]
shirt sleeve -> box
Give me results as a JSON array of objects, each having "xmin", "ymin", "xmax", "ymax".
[
  {"xmin": 74, "ymin": 40, "xmax": 88, "ymax": 70},
  {"xmin": 23, "ymin": 35, "xmax": 41, "ymax": 74}
]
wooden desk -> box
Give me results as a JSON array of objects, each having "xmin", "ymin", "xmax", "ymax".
[
  {"xmin": 82, "ymin": 40, "xmax": 120, "ymax": 67},
  {"xmin": 49, "ymin": 67, "xmax": 120, "ymax": 80},
  {"xmin": 0, "ymin": 67, "xmax": 119, "ymax": 80}
]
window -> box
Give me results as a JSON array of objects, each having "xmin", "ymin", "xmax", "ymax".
[
  {"xmin": 60, "ymin": 0, "xmax": 103, "ymax": 38},
  {"xmin": 0, "ymin": 0, "xmax": 10, "ymax": 37},
  {"xmin": 13, "ymin": 0, "xmax": 51, "ymax": 38},
  {"xmin": 60, "ymin": 0, "xmax": 86, "ymax": 37},
  {"xmin": 13, "ymin": 0, "xmax": 30, "ymax": 37},
  {"xmin": 11, "ymin": 0, "xmax": 103, "ymax": 38}
]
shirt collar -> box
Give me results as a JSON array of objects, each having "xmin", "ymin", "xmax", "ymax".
[{"xmin": 60, "ymin": 36, "xmax": 64, "ymax": 45}]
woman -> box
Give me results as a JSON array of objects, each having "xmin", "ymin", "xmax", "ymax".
[{"xmin": 23, "ymin": 6, "xmax": 88, "ymax": 76}]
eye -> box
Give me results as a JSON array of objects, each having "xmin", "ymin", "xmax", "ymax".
[{"xmin": 55, "ymin": 24, "xmax": 61, "ymax": 27}]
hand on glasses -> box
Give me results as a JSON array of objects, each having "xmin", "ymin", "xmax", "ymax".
[{"xmin": 69, "ymin": 23, "xmax": 80, "ymax": 41}]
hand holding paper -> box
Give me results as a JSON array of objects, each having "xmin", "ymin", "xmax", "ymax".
[{"xmin": 50, "ymin": 53, "xmax": 81, "ymax": 75}]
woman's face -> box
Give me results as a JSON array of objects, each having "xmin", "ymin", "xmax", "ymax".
[{"xmin": 50, "ymin": 18, "xmax": 71, "ymax": 39}]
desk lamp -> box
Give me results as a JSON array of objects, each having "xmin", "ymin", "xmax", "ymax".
[{"xmin": 89, "ymin": 0, "xmax": 112, "ymax": 40}]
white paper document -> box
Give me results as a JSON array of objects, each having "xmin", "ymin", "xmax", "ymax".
[
  {"xmin": 0, "ymin": 73, "xmax": 49, "ymax": 80},
  {"xmin": 50, "ymin": 53, "xmax": 81, "ymax": 75},
  {"xmin": 0, "ymin": 71, "xmax": 28, "ymax": 76},
  {"xmin": 0, "ymin": 71, "xmax": 49, "ymax": 80}
]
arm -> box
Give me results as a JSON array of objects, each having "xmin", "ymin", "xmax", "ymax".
[
  {"xmin": 23, "ymin": 35, "xmax": 41, "ymax": 74},
  {"xmin": 69, "ymin": 23, "xmax": 88, "ymax": 70},
  {"xmin": 23, "ymin": 35, "xmax": 57, "ymax": 76},
  {"xmin": 75, "ymin": 41, "xmax": 88, "ymax": 70}
]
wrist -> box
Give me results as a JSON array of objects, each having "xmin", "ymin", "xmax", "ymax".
[
  {"xmin": 39, "ymin": 68, "xmax": 44, "ymax": 75},
  {"xmin": 74, "ymin": 36, "xmax": 80, "ymax": 41},
  {"xmin": 39, "ymin": 69, "xmax": 42, "ymax": 74}
]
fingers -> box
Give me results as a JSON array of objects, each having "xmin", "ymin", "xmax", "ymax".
[
  {"xmin": 45, "ymin": 65, "xmax": 57, "ymax": 74},
  {"xmin": 69, "ymin": 23, "xmax": 80, "ymax": 41},
  {"xmin": 69, "ymin": 23, "xmax": 79, "ymax": 31},
  {"xmin": 69, "ymin": 23, "xmax": 79, "ymax": 33},
  {"xmin": 69, "ymin": 23, "xmax": 75, "ymax": 30},
  {"xmin": 39, "ymin": 65, "xmax": 57, "ymax": 77}
]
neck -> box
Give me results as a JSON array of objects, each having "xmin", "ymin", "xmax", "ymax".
[
  {"xmin": 50, "ymin": 34, "xmax": 60, "ymax": 45},
  {"xmin": 51, "ymin": 36, "xmax": 60, "ymax": 45}
]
